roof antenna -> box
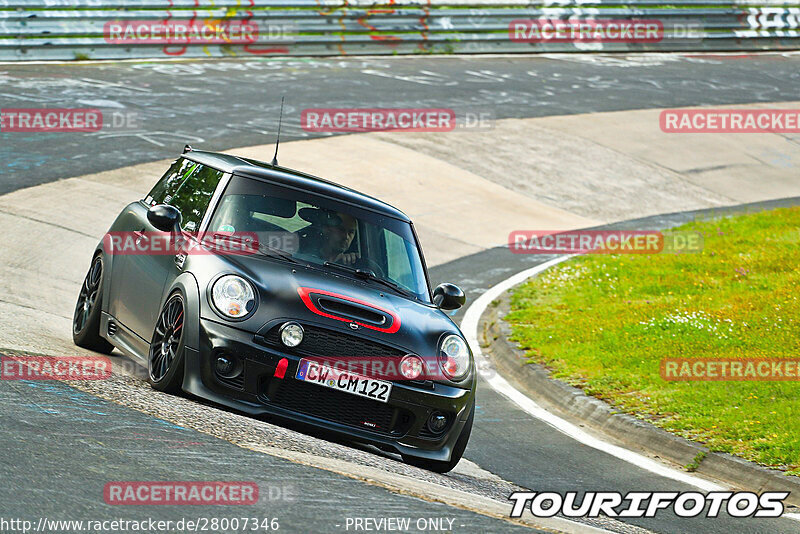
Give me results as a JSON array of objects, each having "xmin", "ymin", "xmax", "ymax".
[{"xmin": 271, "ymin": 96, "xmax": 284, "ymax": 167}]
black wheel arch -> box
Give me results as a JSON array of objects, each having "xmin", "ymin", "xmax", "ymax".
[
  {"xmin": 93, "ymin": 244, "xmax": 113, "ymax": 316},
  {"xmin": 161, "ymin": 272, "xmax": 202, "ymax": 390},
  {"xmin": 161, "ymin": 272, "xmax": 201, "ymax": 351}
]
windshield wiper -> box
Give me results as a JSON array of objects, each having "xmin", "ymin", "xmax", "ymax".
[
  {"xmin": 258, "ymin": 243, "xmax": 299, "ymax": 264},
  {"xmin": 322, "ymin": 262, "xmax": 414, "ymax": 299},
  {"xmin": 368, "ymin": 276, "xmax": 415, "ymax": 299}
]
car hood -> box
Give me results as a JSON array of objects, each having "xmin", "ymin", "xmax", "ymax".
[{"xmin": 196, "ymin": 253, "xmax": 464, "ymax": 360}]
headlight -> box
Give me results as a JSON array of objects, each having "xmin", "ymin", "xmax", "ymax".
[
  {"xmin": 439, "ymin": 334, "xmax": 470, "ymax": 380},
  {"xmin": 211, "ymin": 275, "xmax": 256, "ymax": 319}
]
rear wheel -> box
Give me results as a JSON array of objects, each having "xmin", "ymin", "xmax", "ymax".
[
  {"xmin": 403, "ymin": 398, "xmax": 474, "ymax": 474},
  {"xmin": 148, "ymin": 293, "xmax": 186, "ymax": 393},
  {"xmin": 72, "ymin": 255, "xmax": 114, "ymax": 354}
]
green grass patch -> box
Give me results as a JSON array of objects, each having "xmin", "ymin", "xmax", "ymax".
[
  {"xmin": 686, "ymin": 450, "xmax": 707, "ymax": 472},
  {"xmin": 507, "ymin": 206, "xmax": 800, "ymax": 474}
]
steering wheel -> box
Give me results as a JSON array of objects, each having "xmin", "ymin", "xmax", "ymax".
[{"xmin": 357, "ymin": 257, "xmax": 385, "ymax": 278}]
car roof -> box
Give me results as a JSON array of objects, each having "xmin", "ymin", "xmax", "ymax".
[{"xmin": 183, "ymin": 149, "xmax": 411, "ymax": 222}]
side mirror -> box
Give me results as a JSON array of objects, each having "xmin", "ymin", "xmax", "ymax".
[
  {"xmin": 433, "ymin": 283, "xmax": 466, "ymax": 310},
  {"xmin": 147, "ymin": 204, "xmax": 182, "ymax": 233}
]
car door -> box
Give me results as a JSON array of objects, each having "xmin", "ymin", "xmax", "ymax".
[
  {"xmin": 114, "ymin": 159, "xmax": 224, "ymax": 341},
  {"xmin": 110, "ymin": 157, "xmax": 198, "ymax": 339}
]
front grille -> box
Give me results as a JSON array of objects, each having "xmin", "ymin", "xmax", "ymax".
[
  {"xmin": 265, "ymin": 378, "xmax": 409, "ymax": 435},
  {"xmin": 263, "ymin": 324, "xmax": 406, "ymax": 359}
]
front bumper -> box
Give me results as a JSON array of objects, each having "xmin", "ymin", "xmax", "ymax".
[{"xmin": 182, "ymin": 318, "xmax": 475, "ymax": 461}]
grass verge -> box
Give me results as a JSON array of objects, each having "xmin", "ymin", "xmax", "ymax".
[{"xmin": 506, "ymin": 207, "xmax": 800, "ymax": 474}]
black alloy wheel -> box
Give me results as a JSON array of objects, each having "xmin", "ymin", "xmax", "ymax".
[{"xmin": 148, "ymin": 293, "xmax": 186, "ymax": 392}]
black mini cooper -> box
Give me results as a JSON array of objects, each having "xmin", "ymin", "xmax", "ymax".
[{"xmin": 73, "ymin": 147, "xmax": 475, "ymax": 472}]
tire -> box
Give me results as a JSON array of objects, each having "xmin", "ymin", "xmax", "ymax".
[
  {"xmin": 403, "ymin": 398, "xmax": 475, "ymax": 474},
  {"xmin": 148, "ymin": 292, "xmax": 186, "ymax": 394},
  {"xmin": 72, "ymin": 255, "xmax": 114, "ymax": 354}
]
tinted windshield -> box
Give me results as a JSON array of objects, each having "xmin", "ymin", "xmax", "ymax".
[{"xmin": 207, "ymin": 175, "xmax": 430, "ymax": 302}]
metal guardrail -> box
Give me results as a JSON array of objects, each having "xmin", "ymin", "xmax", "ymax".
[{"xmin": 2, "ymin": 0, "xmax": 800, "ymax": 60}]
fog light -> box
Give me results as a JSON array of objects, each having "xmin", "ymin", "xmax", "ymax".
[
  {"xmin": 215, "ymin": 355, "xmax": 239, "ymax": 378},
  {"xmin": 400, "ymin": 355, "xmax": 423, "ymax": 380},
  {"xmin": 279, "ymin": 322, "xmax": 304, "ymax": 347},
  {"xmin": 427, "ymin": 412, "xmax": 448, "ymax": 434}
]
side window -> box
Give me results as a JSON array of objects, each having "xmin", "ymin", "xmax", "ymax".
[
  {"xmin": 144, "ymin": 158, "xmax": 198, "ymax": 206},
  {"xmin": 166, "ymin": 165, "xmax": 225, "ymax": 233}
]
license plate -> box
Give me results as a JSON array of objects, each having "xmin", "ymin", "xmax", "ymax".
[{"xmin": 295, "ymin": 358, "xmax": 392, "ymax": 403}]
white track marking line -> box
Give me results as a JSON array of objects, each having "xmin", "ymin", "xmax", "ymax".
[{"xmin": 461, "ymin": 255, "xmax": 726, "ymax": 493}]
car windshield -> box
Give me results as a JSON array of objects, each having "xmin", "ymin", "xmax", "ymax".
[{"xmin": 207, "ymin": 174, "xmax": 430, "ymax": 302}]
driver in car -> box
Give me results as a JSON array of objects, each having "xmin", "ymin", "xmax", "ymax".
[
  {"xmin": 320, "ymin": 212, "xmax": 359, "ymax": 264},
  {"xmin": 298, "ymin": 209, "xmax": 360, "ymax": 265}
]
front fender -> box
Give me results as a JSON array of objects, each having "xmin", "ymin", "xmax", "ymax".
[
  {"xmin": 163, "ymin": 272, "xmax": 201, "ymax": 352},
  {"xmin": 163, "ymin": 273, "xmax": 202, "ymax": 393}
]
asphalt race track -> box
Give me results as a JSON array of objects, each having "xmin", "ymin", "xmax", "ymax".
[
  {"xmin": 2, "ymin": 54, "xmax": 800, "ymax": 534},
  {"xmin": 3, "ymin": 54, "xmax": 800, "ymax": 193}
]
